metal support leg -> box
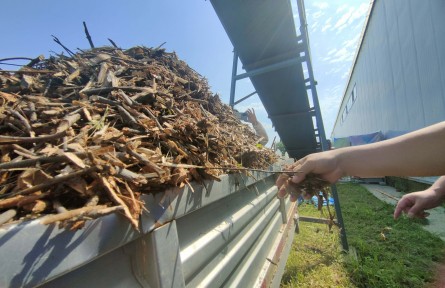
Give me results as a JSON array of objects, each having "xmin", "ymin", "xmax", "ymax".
[
  {"xmin": 229, "ymin": 50, "xmax": 238, "ymax": 107},
  {"xmin": 279, "ymin": 197, "xmax": 287, "ymax": 224},
  {"xmin": 330, "ymin": 185, "xmax": 349, "ymax": 251},
  {"xmin": 296, "ymin": 0, "xmax": 349, "ymax": 251}
]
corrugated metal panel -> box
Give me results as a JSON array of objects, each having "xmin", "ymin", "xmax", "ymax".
[
  {"xmin": 411, "ymin": 1, "xmax": 444, "ymax": 124},
  {"xmin": 399, "ymin": 0, "xmax": 425, "ymax": 129},
  {"xmin": 385, "ymin": 0, "xmax": 408, "ymax": 131},
  {"xmin": 332, "ymin": 0, "xmax": 445, "ymax": 139},
  {"xmin": 0, "ymin": 163, "xmax": 296, "ymax": 288},
  {"xmin": 430, "ymin": 0, "xmax": 445, "ymax": 106}
]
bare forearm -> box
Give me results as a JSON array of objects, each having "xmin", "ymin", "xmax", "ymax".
[
  {"xmin": 252, "ymin": 122, "xmax": 268, "ymax": 145},
  {"xmin": 430, "ymin": 176, "xmax": 445, "ymax": 193},
  {"xmin": 337, "ymin": 122, "xmax": 445, "ymax": 177}
]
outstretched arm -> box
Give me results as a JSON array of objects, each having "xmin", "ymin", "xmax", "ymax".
[
  {"xmin": 277, "ymin": 121, "xmax": 445, "ymax": 200},
  {"xmin": 246, "ymin": 108, "xmax": 269, "ymax": 145},
  {"xmin": 290, "ymin": 121, "xmax": 445, "ymax": 184}
]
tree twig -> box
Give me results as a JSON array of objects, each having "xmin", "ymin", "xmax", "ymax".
[
  {"xmin": 40, "ymin": 204, "xmax": 123, "ymax": 225},
  {"xmin": 98, "ymin": 176, "xmax": 139, "ymax": 229},
  {"xmin": 0, "ymin": 113, "xmax": 80, "ymax": 144},
  {"xmin": 108, "ymin": 38, "xmax": 119, "ymax": 48},
  {"xmin": 83, "ymin": 21, "xmax": 95, "ymax": 49},
  {"xmin": 26, "ymin": 55, "xmax": 45, "ymax": 67},
  {"xmin": 0, "ymin": 166, "xmax": 100, "ymax": 199},
  {"xmin": 0, "ymin": 152, "xmax": 88, "ymax": 169},
  {"xmin": 0, "ymin": 57, "xmax": 34, "ymax": 63},
  {"xmin": 52, "ymin": 35, "xmax": 75, "ymax": 57}
]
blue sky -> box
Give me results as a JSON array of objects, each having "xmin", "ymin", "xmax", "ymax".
[{"xmin": 0, "ymin": 0, "xmax": 369, "ymax": 145}]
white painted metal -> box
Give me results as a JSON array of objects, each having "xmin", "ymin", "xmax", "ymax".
[
  {"xmin": 332, "ymin": 0, "xmax": 445, "ymax": 139},
  {"xmin": 0, "ymin": 162, "xmax": 296, "ymax": 288},
  {"xmin": 178, "ymin": 182, "xmax": 278, "ymax": 282}
]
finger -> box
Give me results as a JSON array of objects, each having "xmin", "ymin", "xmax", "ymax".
[
  {"xmin": 276, "ymin": 174, "xmax": 289, "ymax": 188},
  {"xmin": 290, "ymin": 159, "xmax": 309, "ymax": 183},
  {"xmin": 291, "ymin": 174, "xmax": 306, "ymax": 184},
  {"xmin": 287, "ymin": 158, "xmax": 306, "ymax": 170},
  {"xmin": 393, "ymin": 204, "xmax": 403, "ymax": 219},
  {"xmin": 289, "ymin": 193, "xmax": 298, "ymax": 202},
  {"xmin": 278, "ymin": 185, "xmax": 288, "ymax": 198},
  {"xmin": 394, "ymin": 198, "xmax": 411, "ymax": 219}
]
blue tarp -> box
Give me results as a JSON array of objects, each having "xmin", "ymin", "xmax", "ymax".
[
  {"xmin": 349, "ymin": 131, "xmax": 384, "ymax": 146},
  {"xmin": 333, "ymin": 137, "xmax": 350, "ymax": 148},
  {"xmin": 333, "ymin": 131, "xmax": 384, "ymax": 148},
  {"xmin": 385, "ymin": 130, "xmax": 408, "ymax": 139},
  {"xmin": 311, "ymin": 195, "xmax": 335, "ymax": 207}
]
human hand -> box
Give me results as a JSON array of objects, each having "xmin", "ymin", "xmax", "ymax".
[
  {"xmin": 246, "ymin": 108, "xmax": 258, "ymax": 124},
  {"xmin": 393, "ymin": 189, "xmax": 445, "ymax": 219},
  {"xmin": 276, "ymin": 150, "xmax": 344, "ymax": 201}
]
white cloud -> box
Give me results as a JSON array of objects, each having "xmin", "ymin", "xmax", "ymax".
[
  {"xmin": 328, "ymin": 47, "xmax": 354, "ymax": 64},
  {"xmin": 321, "ymin": 17, "xmax": 332, "ymax": 32},
  {"xmin": 313, "ymin": 2, "xmax": 329, "ymax": 10},
  {"xmin": 321, "ymin": 55, "xmax": 333, "ymax": 63},
  {"xmin": 310, "ymin": 20, "xmax": 320, "ymax": 33},
  {"xmin": 319, "ymin": 84, "xmax": 345, "ymax": 135},
  {"xmin": 333, "ymin": 3, "xmax": 369, "ymax": 33},
  {"xmin": 312, "ymin": 11, "xmax": 324, "ymax": 19},
  {"xmin": 343, "ymin": 34, "xmax": 360, "ymax": 49},
  {"xmin": 327, "ymin": 48, "xmax": 337, "ymax": 56},
  {"xmin": 334, "ymin": 7, "xmax": 355, "ymax": 31},
  {"xmin": 304, "ymin": 0, "xmax": 370, "ymax": 136},
  {"xmin": 336, "ymin": 4, "xmax": 349, "ymax": 14},
  {"xmin": 350, "ymin": 3, "xmax": 369, "ymax": 25},
  {"xmin": 236, "ymin": 101, "xmax": 265, "ymax": 114},
  {"xmin": 334, "ymin": 4, "xmax": 368, "ymax": 28},
  {"xmin": 326, "ymin": 66, "xmax": 345, "ymax": 75}
]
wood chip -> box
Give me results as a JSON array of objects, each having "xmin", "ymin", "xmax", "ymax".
[{"xmin": 0, "ymin": 45, "xmax": 278, "ymax": 228}]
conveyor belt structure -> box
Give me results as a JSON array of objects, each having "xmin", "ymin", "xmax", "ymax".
[
  {"xmin": 210, "ymin": 0, "xmax": 349, "ymax": 251},
  {"xmin": 210, "ymin": 0, "xmax": 325, "ymax": 159}
]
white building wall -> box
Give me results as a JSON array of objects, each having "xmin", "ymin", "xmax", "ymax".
[{"xmin": 332, "ymin": 0, "xmax": 445, "ymax": 139}]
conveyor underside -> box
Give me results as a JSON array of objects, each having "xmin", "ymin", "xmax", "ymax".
[{"xmin": 210, "ymin": 0, "xmax": 319, "ymax": 159}]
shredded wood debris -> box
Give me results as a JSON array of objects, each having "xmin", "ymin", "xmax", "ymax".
[
  {"xmin": 276, "ymin": 173, "xmax": 330, "ymax": 199},
  {"xmin": 0, "ymin": 45, "xmax": 278, "ymax": 229}
]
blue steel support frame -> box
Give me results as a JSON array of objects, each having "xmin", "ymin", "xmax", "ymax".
[
  {"xmin": 226, "ymin": 0, "xmax": 348, "ymax": 251},
  {"xmin": 230, "ymin": 50, "xmax": 304, "ymax": 107},
  {"xmin": 296, "ymin": 0, "xmax": 348, "ymax": 251},
  {"xmin": 229, "ymin": 50, "xmax": 238, "ymax": 107},
  {"xmin": 235, "ymin": 56, "xmax": 305, "ymax": 81}
]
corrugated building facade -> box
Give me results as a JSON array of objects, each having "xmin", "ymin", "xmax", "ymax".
[{"xmin": 331, "ymin": 0, "xmax": 445, "ymax": 141}]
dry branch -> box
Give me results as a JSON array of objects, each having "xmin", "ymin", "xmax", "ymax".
[{"xmin": 40, "ymin": 205, "xmax": 123, "ymax": 225}]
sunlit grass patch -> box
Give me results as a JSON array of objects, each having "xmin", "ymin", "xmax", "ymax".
[{"xmin": 282, "ymin": 183, "xmax": 445, "ymax": 288}]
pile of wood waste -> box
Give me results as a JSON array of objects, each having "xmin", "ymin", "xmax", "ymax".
[{"xmin": 0, "ymin": 45, "xmax": 278, "ymax": 229}]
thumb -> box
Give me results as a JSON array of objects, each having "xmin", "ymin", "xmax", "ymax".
[{"xmin": 290, "ymin": 159, "xmax": 313, "ymax": 184}]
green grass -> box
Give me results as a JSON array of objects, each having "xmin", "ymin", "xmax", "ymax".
[
  {"xmin": 281, "ymin": 183, "xmax": 445, "ymax": 288},
  {"xmin": 385, "ymin": 176, "xmax": 430, "ymax": 193}
]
